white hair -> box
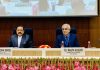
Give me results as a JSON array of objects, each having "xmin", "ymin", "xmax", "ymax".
[{"xmin": 62, "ymin": 23, "xmax": 71, "ymax": 29}]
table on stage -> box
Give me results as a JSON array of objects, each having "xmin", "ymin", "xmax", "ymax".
[{"xmin": 0, "ymin": 47, "xmax": 100, "ymax": 57}]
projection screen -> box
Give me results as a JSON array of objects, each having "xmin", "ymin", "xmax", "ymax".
[{"xmin": 0, "ymin": 0, "xmax": 98, "ymax": 16}]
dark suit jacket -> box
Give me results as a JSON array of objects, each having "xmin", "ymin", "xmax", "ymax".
[
  {"xmin": 8, "ymin": 34, "xmax": 33, "ymax": 48},
  {"xmin": 55, "ymin": 33, "xmax": 80, "ymax": 48}
]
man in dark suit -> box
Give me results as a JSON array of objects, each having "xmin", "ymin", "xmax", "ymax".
[
  {"xmin": 8, "ymin": 26, "xmax": 33, "ymax": 48},
  {"xmin": 55, "ymin": 23, "xmax": 79, "ymax": 48}
]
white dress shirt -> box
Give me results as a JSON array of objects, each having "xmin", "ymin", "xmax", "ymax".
[{"xmin": 18, "ymin": 36, "xmax": 22, "ymax": 48}]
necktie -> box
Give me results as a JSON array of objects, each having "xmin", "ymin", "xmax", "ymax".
[{"xmin": 65, "ymin": 36, "xmax": 69, "ymax": 47}]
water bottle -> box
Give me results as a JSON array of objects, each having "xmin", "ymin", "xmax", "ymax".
[
  {"xmin": 88, "ymin": 41, "xmax": 91, "ymax": 48},
  {"xmin": 61, "ymin": 41, "xmax": 64, "ymax": 48}
]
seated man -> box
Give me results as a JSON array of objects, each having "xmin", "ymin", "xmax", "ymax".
[
  {"xmin": 55, "ymin": 23, "xmax": 80, "ymax": 48},
  {"xmin": 8, "ymin": 26, "xmax": 33, "ymax": 48}
]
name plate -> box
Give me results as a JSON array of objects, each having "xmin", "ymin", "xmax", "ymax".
[
  {"xmin": 62, "ymin": 48, "xmax": 85, "ymax": 57},
  {"xmin": 0, "ymin": 48, "xmax": 12, "ymax": 56}
]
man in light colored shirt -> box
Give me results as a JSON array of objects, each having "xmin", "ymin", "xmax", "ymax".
[
  {"xmin": 8, "ymin": 26, "xmax": 33, "ymax": 48},
  {"xmin": 18, "ymin": 36, "xmax": 22, "ymax": 48}
]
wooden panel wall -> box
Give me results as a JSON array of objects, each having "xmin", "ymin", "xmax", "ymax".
[
  {"xmin": 90, "ymin": 17, "xmax": 100, "ymax": 48},
  {"xmin": 0, "ymin": 17, "xmax": 89, "ymax": 47},
  {"xmin": 89, "ymin": 0, "xmax": 100, "ymax": 48}
]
